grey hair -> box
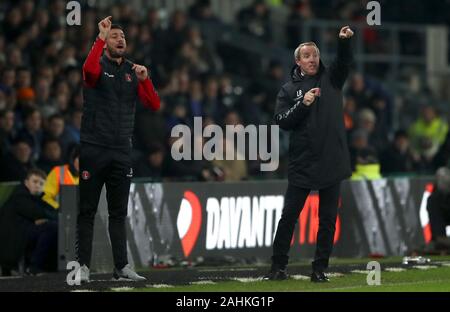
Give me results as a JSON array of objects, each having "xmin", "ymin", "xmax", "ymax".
[{"xmin": 294, "ymin": 42, "xmax": 320, "ymax": 61}]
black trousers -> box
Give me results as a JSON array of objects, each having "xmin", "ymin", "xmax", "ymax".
[
  {"xmin": 77, "ymin": 142, "xmax": 132, "ymax": 270},
  {"xmin": 427, "ymin": 190, "xmax": 450, "ymax": 240},
  {"xmin": 272, "ymin": 182, "xmax": 341, "ymax": 272},
  {"xmin": 26, "ymin": 221, "xmax": 58, "ymax": 272}
]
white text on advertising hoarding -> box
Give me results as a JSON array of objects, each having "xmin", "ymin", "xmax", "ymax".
[{"xmin": 205, "ymin": 196, "xmax": 284, "ymax": 250}]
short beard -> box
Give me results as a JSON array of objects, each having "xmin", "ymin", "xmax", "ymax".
[{"xmin": 106, "ymin": 46, "xmax": 124, "ymax": 59}]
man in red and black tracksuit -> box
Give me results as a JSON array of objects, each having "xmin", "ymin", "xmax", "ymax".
[{"xmin": 76, "ymin": 16, "xmax": 160, "ymax": 282}]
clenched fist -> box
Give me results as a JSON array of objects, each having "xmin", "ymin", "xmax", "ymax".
[
  {"xmin": 302, "ymin": 88, "xmax": 320, "ymax": 106},
  {"xmin": 339, "ymin": 26, "xmax": 354, "ymax": 39}
]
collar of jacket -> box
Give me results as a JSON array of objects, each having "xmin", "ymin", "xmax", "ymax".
[
  {"xmin": 102, "ymin": 54, "xmax": 126, "ymax": 67},
  {"xmin": 290, "ymin": 60, "xmax": 325, "ymax": 82}
]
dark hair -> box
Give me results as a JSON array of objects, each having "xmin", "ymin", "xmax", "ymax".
[
  {"xmin": 0, "ymin": 108, "xmax": 13, "ymax": 118},
  {"xmin": 111, "ymin": 24, "xmax": 123, "ymax": 31},
  {"xmin": 1, "ymin": 67, "xmax": 15, "ymax": 74},
  {"xmin": 12, "ymin": 136, "xmax": 32, "ymax": 147},
  {"xmin": 23, "ymin": 107, "xmax": 39, "ymax": 120},
  {"xmin": 42, "ymin": 137, "xmax": 60, "ymax": 147},
  {"xmin": 394, "ymin": 129, "xmax": 408, "ymax": 140},
  {"xmin": 25, "ymin": 168, "xmax": 46, "ymax": 180},
  {"xmin": 48, "ymin": 113, "xmax": 64, "ymax": 122},
  {"xmin": 16, "ymin": 66, "xmax": 31, "ymax": 73},
  {"xmin": 70, "ymin": 108, "xmax": 83, "ymax": 116}
]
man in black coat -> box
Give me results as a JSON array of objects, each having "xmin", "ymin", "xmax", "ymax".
[{"xmin": 265, "ymin": 26, "xmax": 354, "ymax": 282}]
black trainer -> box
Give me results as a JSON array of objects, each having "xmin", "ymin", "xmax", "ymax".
[
  {"xmin": 310, "ymin": 271, "xmax": 330, "ymax": 283},
  {"xmin": 263, "ymin": 268, "xmax": 289, "ymax": 281}
]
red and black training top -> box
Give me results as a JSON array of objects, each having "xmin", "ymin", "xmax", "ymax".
[{"xmin": 81, "ymin": 37, "xmax": 160, "ymax": 149}]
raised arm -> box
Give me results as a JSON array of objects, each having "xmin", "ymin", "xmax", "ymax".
[
  {"xmin": 82, "ymin": 16, "xmax": 111, "ymax": 88},
  {"xmin": 329, "ymin": 26, "xmax": 354, "ymax": 90}
]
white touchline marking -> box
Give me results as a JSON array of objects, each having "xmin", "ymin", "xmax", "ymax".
[
  {"xmin": 111, "ymin": 287, "xmax": 134, "ymax": 291},
  {"xmin": 350, "ymin": 270, "xmax": 369, "ymax": 274},
  {"xmin": 191, "ymin": 280, "xmax": 217, "ymax": 285},
  {"xmin": 384, "ymin": 267, "xmax": 406, "ymax": 272},
  {"xmin": 71, "ymin": 289, "xmax": 95, "ymax": 292},
  {"xmin": 231, "ymin": 277, "xmax": 263, "ymax": 283},
  {"xmin": 198, "ymin": 268, "xmax": 258, "ymax": 272},
  {"xmin": 412, "ymin": 265, "xmax": 438, "ymax": 270},
  {"xmin": 146, "ymin": 284, "xmax": 174, "ymax": 288},
  {"xmin": 327, "ymin": 272, "xmax": 345, "ymax": 277},
  {"xmin": 291, "ymin": 274, "xmax": 310, "ymax": 280}
]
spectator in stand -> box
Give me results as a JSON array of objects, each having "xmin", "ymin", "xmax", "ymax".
[
  {"xmin": 43, "ymin": 114, "xmax": 76, "ymax": 160},
  {"xmin": 0, "ymin": 137, "xmax": 34, "ymax": 182},
  {"xmin": 343, "ymin": 96, "xmax": 356, "ymax": 132},
  {"xmin": 36, "ymin": 138, "xmax": 63, "ymax": 173},
  {"xmin": 212, "ymin": 136, "xmax": 248, "ymax": 181},
  {"xmin": 165, "ymin": 10, "xmax": 189, "ymax": 69},
  {"xmin": 355, "ymin": 108, "xmax": 387, "ymax": 154},
  {"xmin": 1, "ymin": 67, "xmax": 16, "ymax": 93},
  {"xmin": 409, "ymin": 105, "xmax": 449, "ymax": 162},
  {"xmin": 16, "ymin": 67, "xmax": 32, "ymax": 89},
  {"xmin": 184, "ymin": 26, "xmax": 222, "ymax": 76},
  {"xmin": 165, "ymin": 135, "xmax": 219, "ymax": 181},
  {"xmin": 0, "ymin": 88, "xmax": 7, "ymax": 111},
  {"xmin": 237, "ymin": 0, "xmax": 272, "ymax": 42},
  {"xmin": 34, "ymin": 77, "xmax": 52, "ymax": 113},
  {"xmin": 380, "ymin": 130, "xmax": 419, "ymax": 176},
  {"xmin": 42, "ymin": 145, "xmax": 79, "ymax": 210},
  {"xmin": 0, "ymin": 108, "xmax": 16, "ymax": 155},
  {"xmin": 349, "ymin": 129, "xmax": 380, "ymax": 179},
  {"xmin": 134, "ymin": 143, "xmax": 166, "ymax": 180},
  {"xmin": 65, "ymin": 109, "xmax": 82, "ymax": 144},
  {"xmin": 17, "ymin": 108, "xmax": 42, "ymax": 162},
  {"xmin": 286, "ymin": 0, "xmax": 316, "ymax": 49},
  {"xmin": 188, "ymin": 0, "xmax": 221, "ymax": 25},
  {"xmin": 203, "ymin": 76, "xmax": 222, "ymax": 123},
  {"xmin": 346, "ymin": 73, "xmax": 394, "ymax": 133}
]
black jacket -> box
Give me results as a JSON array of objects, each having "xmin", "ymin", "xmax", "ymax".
[
  {"xmin": 274, "ymin": 39, "xmax": 353, "ymax": 189},
  {"xmin": 0, "ymin": 185, "xmax": 48, "ymax": 268},
  {"xmin": 81, "ymin": 56, "xmax": 139, "ymax": 149}
]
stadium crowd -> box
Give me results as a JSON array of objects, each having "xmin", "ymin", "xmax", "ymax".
[{"xmin": 0, "ymin": 0, "xmax": 448, "ymax": 184}]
